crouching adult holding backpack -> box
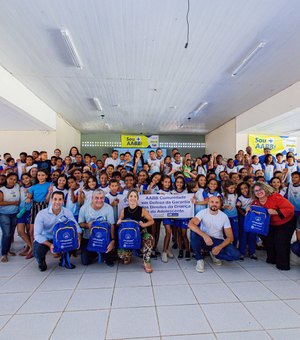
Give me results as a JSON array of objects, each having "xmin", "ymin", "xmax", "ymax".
[
  {"xmin": 33, "ymin": 191, "xmax": 82, "ymax": 271},
  {"xmin": 78, "ymin": 188, "xmax": 115, "ymax": 266},
  {"xmin": 117, "ymin": 189, "xmax": 154, "ymax": 273}
]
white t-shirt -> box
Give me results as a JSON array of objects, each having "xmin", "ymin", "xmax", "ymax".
[
  {"xmin": 104, "ymin": 157, "xmax": 120, "ymax": 169},
  {"xmin": 195, "ymin": 208, "xmax": 231, "ymax": 240}
]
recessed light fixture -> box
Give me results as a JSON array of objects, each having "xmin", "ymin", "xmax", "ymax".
[
  {"xmin": 232, "ymin": 41, "xmax": 266, "ymax": 77},
  {"xmin": 93, "ymin": 97, "xmax": 103, "ymax": 111},
  {"xmin": 60, "ymin": 28, "xmax": 83, "ymax": 69}
]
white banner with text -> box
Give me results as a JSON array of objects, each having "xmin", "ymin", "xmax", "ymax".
[{"xmin": 118, "ymin": 194, "xmax": 195, "ymax": 219}]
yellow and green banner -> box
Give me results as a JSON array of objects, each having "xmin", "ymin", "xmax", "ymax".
[
  {"xmin": 249, "ymin": 134, "xmax": 297, "ymax": 155},
  {"xmin": 121, "ymin": 135, "xmax": 159, "ymax": 148}
]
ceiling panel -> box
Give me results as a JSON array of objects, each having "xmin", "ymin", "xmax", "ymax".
[{"xmin": 0, "ymin": 0, "xmax": 300, "ymax": 134}]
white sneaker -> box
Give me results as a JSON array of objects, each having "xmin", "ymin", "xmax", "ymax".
[
  {"xmin": 210, "ymin": 252, "xmax": 222, "ymax": 266},
  {"xmin": 166, "ymin": 250, "xmax": 174, "ymax": 259},
  {"xmin": 196, "ymin": 259, "xmax": 205, "ymax": 273},
  {"xmin": 161, "ymin": 252, "xmax": 168, "ymax": 263}
]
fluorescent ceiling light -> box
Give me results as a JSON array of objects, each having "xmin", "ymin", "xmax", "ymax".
[
  {"xmin": 60, "ymin": 28, "xmax": 83, "ymax": 69},
  {"xmin": 232, "ymin": 41, "xmax": 266, "ymax": 77},
  {"xmin": 93, "ymin": 97, "xmax": 103, "ymax": 111},
  {"xmin": 189, "ymin": 101, "xmax": 208, "ymax": 118}
]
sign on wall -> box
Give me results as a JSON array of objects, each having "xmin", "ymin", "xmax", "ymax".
[
  {"xmin": 121, "ymin": 135, "xmax": 159, "ymax": 148},
  {"xmin": 248, "ymin": 135, "xmax": 297, "ymax": 156},
  {"xmin": 118, "ymin": 194, "xmax": 195, "ymax": 219}
]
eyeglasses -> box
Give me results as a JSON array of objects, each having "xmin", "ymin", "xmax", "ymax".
[{"xmin": 254, "ymin": 188, "xmax": 264, "ymax": 194}]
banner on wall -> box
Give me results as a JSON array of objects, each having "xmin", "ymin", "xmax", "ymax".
[
  {"xmin": 248, "ymin": 135, "xmax": 297, "ymax": 156},
  {"xmin": 118, "ymin": 194, "xmax": 194, "ymax": 219},
  {"xmin": 121, "ymin": 135, "xmax": 159, "ymax": 148}
]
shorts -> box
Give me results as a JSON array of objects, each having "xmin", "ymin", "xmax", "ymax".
[
  {"xmin": 30, "ymin": 202, "xmax": 48, "ymax": 224},
  {"xmin": 174, "ymin": 219, "xmax": 189, "ymax": 229},
  {"xmin": 17, "ymin": 210, "xmax": 31, "ymax": 224},
  {"xmin": 162, "ymin": 218, "xmax": 173, "ymax": 225}
]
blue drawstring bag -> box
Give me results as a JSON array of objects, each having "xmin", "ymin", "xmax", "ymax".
[
  {"xmin": 244, "ymin": 206, "xmax": 270, "ymax": 236},
  {"xmin": 87, "ymin": 220, "xmax": 111, "ymax": 263},
  {"xmin": 53, "ymin": 216, "xmax": 79, "ymax": 267},
  {"xmin": 118, "ymin": 219, "xmax": 141, "ymax": 250}
]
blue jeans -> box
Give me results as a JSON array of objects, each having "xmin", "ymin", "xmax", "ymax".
[
  {"xmin": 291, "ymin": 241, "xmax": 300, "ymax": 257},
  {"xmin": 33, "ymin": 240, "xmax": 52, "ymax": 265},
  {"xmin": 238, "ymin": 213, "xmax": 256, "ymax": 256},
  {"xmin": 0, "ymin": 213, "xmax": 17, "ymax": 256},
  {"xmin": 190, "ymin": 231, "xmax": 240, "ymax": 261},
  {"xmin": 229, "ymin": 216, "xmax": 239, "ymax": 247}
]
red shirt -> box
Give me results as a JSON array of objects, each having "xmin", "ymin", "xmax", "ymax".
[{"xmin": 252, "ymin": 193, "xmax": 294, "ymax": 226}]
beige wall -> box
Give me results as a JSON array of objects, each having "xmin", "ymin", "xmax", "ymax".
[
  {"xmin": 205, "ymin": 119, "xmax": 237, "ymax": 158},
  {"xmin": 0, "ymin": 115, "xmax": 81, "ymax": 159},
  {"xmin": 56, "ymin": 115, "xmax": 81, "ymax": 157},
  {"xmin": 0, "ymin": 131, "xmax": 56, "ymax": 158}
]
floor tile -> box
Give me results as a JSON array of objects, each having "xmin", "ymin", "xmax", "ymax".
[
  {"xmin": 66, "ymin": 288, "xmax": 112, "ymax": 311},
  {"xmin": 38, "ymin": 274, "xmax": 82, "ymax": 291},
  {"xmin": 280, "ymin": 266, "xmax": 300, "ymax": 280},
  {"xmin": 0, "ymin": 312, "xmax": 61, "ymax": 340},
  {"xmin": 18, "ymin": 290, "xmax": 73, "ymax": 314},
  {"xmin": 115, "ymin": 271, "xmax": 151, "ymax": 287},
  {"xmin": 227, "ymin": 281, "xmax": 278, "ymax": 302},
  {"xmin": 153, "ymin": 284, "xmax": 197, "ymax": 306},
  {"xmin": 0, "ymin": 275, "xmax": 46, "ymax": 293},
  {"xmin": 284, "ymin": 299, "xmax": 300, "ymax": 314},
  {"xmin": 151, "ymin": 270, "xmax": 187, "ymax": 286},
  {"xmin": 245, "ymin": 267, "xmax": 290, "ymax": 281},
  {"xmin": 0, "ymin": 292, "xmax": 31, "ymax": 315},
  {"xmin": 261, "ymin": 280, "xmax": 300, "ymax": 299},
  {"xmin": 191, "ymin": 283, "xmax": 238, "ymax": 304},
  {"xmin": 106, "ymin": 307, "xmax": 159, "ymax": 339},
  {"xmin": 157, "ymin": 305, "xmax": 211, "ymax": 336},
  {"xmin": 183, "ymin": 268, "xmax": 222, "ymax": 284},
  {"xmin": 267, "ymin": 328, "xmax": 300, "ymax": 339},
  {"xmin": 215, "ymin": 330, "xmax": 271, "ymax": 339},
  {"xmin": 112, "ymin": 286, "xmax": 154, "ymax": 308},
  {"xmin": 244, "ymin": 300, "xmax": 300, "ymax": 329},
  {"xmin": 51, "ymin": 310, "xmax": 109, "ymax": 340},
  {"xmin": 214, "ymin": 267, "xmax": 256, "ymax": 282},
  {"xmin": 202, "ymin": 303, "xmax": 261, "ymax": 332},
  {"xmin": 151, "ymin": 259, "xmax": 180, "ymax": 271},
  {"xmin": 162, "ymin": 335, "xmax": 215, "ymax": 340},
  {"xmin": 0, "ymin": 315, "xmax": 11, "ymax": 330},
  {"xmin": 77, "ymin": 272, "xmax": 116, "ymax": 289}
]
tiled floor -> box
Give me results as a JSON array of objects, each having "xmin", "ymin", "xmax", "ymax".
[{"xmin": 1, "ymin": 234, "xmax": 300, "ymax": 340}]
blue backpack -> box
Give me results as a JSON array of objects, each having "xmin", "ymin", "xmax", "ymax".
[
  {"xmin": 53, "ymin": 216, "xmax": 79, "ymax": 253},
  {"xmin": 244, "ymin": 206, "xmax": 270, "ymax": 236},
  {"xmin": 87, "ymin": 220, "xmax": 111, "ymax": 262},
  {"xmin": 118, "ymin": 219, "xmax": 141, "ymax": 250}
]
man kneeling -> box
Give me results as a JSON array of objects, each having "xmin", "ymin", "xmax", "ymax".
[
  {"xmin": 188, "ymin": 196, "xmax": 240, "ymax": 273},
  {"xmin": 33, "ymin": 192, "xmax": 81, "ymax": 271}
]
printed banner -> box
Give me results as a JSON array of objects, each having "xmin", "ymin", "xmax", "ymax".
[
  {"xmin": 118, "ymin": 194, "xmax": 195, "ymax": 219},
  {"xmin": 248, "ymin": 135, "xmax": 297, "ymax": 156},
  {"xmin": 121, "ymin": 135, "xmax": 159, "ymax": 148}
]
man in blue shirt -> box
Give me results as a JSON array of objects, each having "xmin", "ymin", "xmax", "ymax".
[
  {"xmin": 79, "ymin": 188, "xmax": 115, "ymax": 266},
  {"xmin": 33, "ymin": 191, "xmax": 81, "ymax": 271}
]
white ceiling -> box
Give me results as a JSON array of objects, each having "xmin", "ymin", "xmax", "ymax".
[
  {"xmin": 0, "ymin": 98, "xmax": 54, "ymax": 130},
  {"xmin": 1, "ymin": 0, "xmax": 300, "ymax": 134}
]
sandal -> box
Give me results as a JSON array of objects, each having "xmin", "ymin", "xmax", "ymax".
[
  {"xmin": 8, "ymin": 251, "xmax": 16, "ymax": 256},
  {"xmin": 1, "ymin": 255, "xmax": 8, "ymax": 263},
  {"xmin": 123, "ymin": 257, "xmax": 131, "ymax": 265},
  {"xmin": 144, "ymin": 262, "xmax": 152, "ymax": 273},
  {"xmin": 19, "ymin": 247, "xmax": 29, "ymax": 256}
]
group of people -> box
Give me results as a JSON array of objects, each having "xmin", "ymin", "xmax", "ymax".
[{"xmin": 0, "ymin": 145, "xmax": 299, "ymax": 274}]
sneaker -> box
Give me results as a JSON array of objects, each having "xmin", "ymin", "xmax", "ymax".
[
  {"xmin": 250, "ymin": 254, "xmax": 258, "ymax": 260},
  {"xmin": 166, "ymin": 250, "xmax": 174, "ymax": 259},
  {"xmin": 178, "ymin": 250, "xmax": 183, "ymax": 259},
  {"xmin": 196, "ymin": 259, "xmax": 205, "ymax": 272},
  {"xmin": 38, "ymin": 259, "xmax": 47, "ymax": 272},
  {"xmin": 185, "ymin": 251, "xmax": 191, "ymax": 261},
  {"xmin": 161, "ymin": 252, "xmax": 168, "ymax": 263},
  {"xmin": 209, "ymin": 252, "xmax": 222, "ymax": 266},
  {"xmin": 59, "ymin": 261, "xmax": 76, "ymax": 269}
]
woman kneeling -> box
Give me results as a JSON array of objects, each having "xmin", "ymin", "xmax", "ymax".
[{"xmin": 117, "ymin": 189, "xmax": 154, "ymax": 273}]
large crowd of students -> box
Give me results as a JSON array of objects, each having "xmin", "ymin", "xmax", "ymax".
[{"xmin": 0, "ymin": 145, "xmax": 299, "ymax": 273}]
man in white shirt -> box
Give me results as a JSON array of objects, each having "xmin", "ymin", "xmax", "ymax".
[
  {"xmin": 188, "ymin": 196, "xmax": 240, "ymax": 272},
  {"xmin": 147, "ymin": 150, "xmax": 161, "ymax": 174}
]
